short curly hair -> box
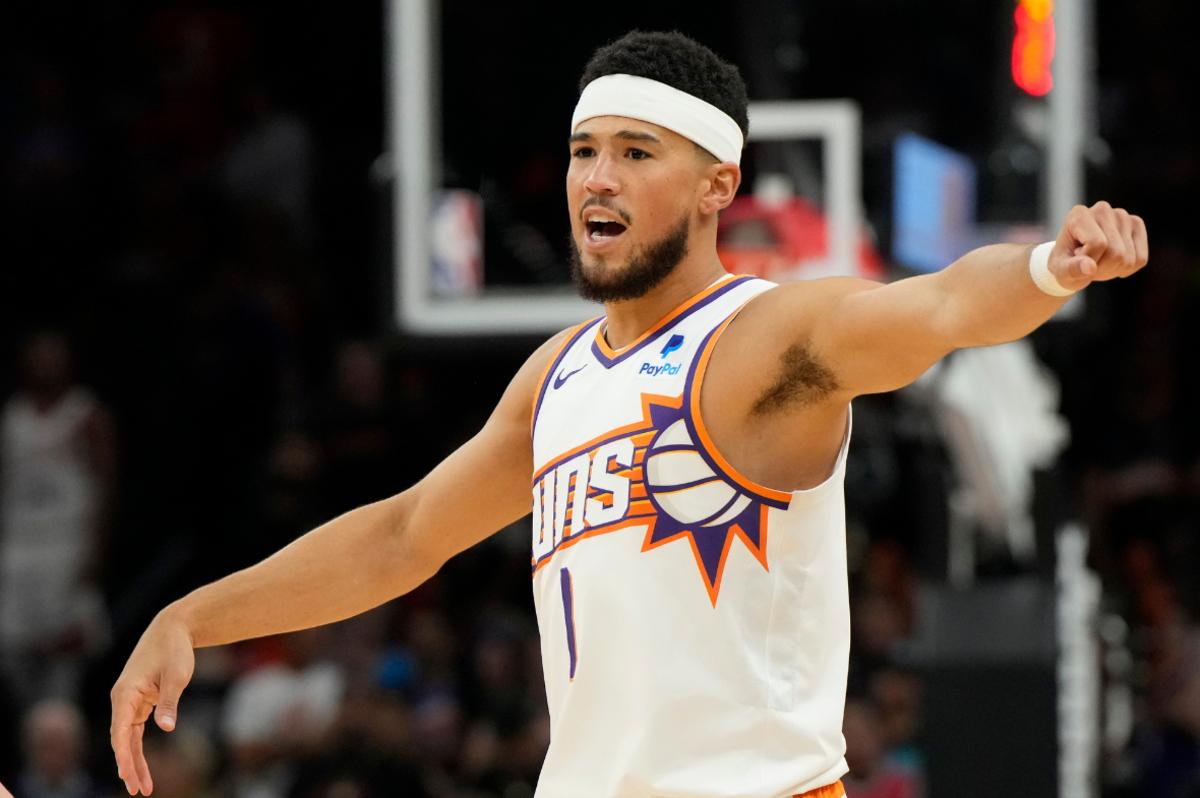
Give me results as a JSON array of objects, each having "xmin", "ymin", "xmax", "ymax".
[{"xmin": 577, "ymin": 30, "xmax": 750, "ymax": 146}]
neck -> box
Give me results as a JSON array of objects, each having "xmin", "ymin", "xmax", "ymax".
[
  {"xmin": 28, "ymin": 385, "xmax": 68, "ymax": 412},
  {"xmin": 601, "ymin": 250, "xmax": 728, "ymax": 350}
]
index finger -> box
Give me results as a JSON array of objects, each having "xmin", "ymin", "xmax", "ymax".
[
  {"xmin": 110, "ymin": 692, "xmax": 144, "ymax": 795},
  {"xmin": 1131, "ymin": 214, "xmax": 1149, "ymax": 267},
  {"xmin": 1065, "ymin": 206, "xmax": 1108, "ymax": 260}
]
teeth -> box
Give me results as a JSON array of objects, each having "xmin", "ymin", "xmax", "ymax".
[{"xmin": 585, "ymin": 211, "xmax": 623, "ymax": 224}]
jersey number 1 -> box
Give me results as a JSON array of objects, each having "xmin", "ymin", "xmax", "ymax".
[{"xmin": 560, "ymin": 567, "xmax": 578, "ymax": 681}]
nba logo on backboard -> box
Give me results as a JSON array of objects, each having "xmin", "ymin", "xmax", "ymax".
[{"xmin": 430, "ymin": 189, "xmax": 483, "ymax": 297}]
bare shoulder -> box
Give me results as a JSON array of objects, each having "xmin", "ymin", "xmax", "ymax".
[
  {"xmin": 735, "ymin": 276, "xmax": 883, "ymax": 330},
  {"xmin": 699, "ymin": 279, "xmax": 863, "ymax": 490},
  {"xmin": 714, "ymin": 277, "xmax": 881, "ymax": 387}
]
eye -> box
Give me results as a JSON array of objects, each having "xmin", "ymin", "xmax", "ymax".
[
  {"xmin": 572, "ymin": 147, "xmax": 595, "ymax": 158},
  {"xmin": 627, "ymin": 148, "xmax": 650, "ymax": 160}
]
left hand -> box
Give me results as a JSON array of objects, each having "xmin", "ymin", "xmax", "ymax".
[{"xmin": 1049, "ymin": 201, "xmax": 1149, "ymax": 291}]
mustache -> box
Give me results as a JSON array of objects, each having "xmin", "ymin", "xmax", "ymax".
[{"xmin": 579, "ymin": 196, "xmax": 632, "ymax": 226}]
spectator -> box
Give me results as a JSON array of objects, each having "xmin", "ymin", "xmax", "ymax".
[
  {"xmin": 869, "ymin": 665, "xmax": 926, "ymax": 782},
  {"xmin": 220, "ymin": 82, "xmax": 314, "ymax": 245},
  {"xmin": 291, "ymin": 686, "xmax": 429, "ymax": 798},
  {"xmin": 256, "ymin": 428, "xmax": 325, "ymax": 561},
  {"xmin": 1135, "ymin": 582, "xmax": 1200, "ymax": 796},
  {"xmin": 142, "ymin": 731, "xmax": 218, "ymax": 798},
  {"xmin": 17, "ymin": 699, "xmax": 96, "ymax": 798},
  {"xmin": 315, "ymin": 341, "xmax": 410, "ymax": 515},
  {"xmin": 0, "ymin": 331, "xmax": 115, "ymax": 706},
  {"xmin": 842, "ymin": 697, "xmax": 923, "ymax": 798},
  {"xmin": 221, "ymin": 628, "xmax": 346, "ymax": 798}
]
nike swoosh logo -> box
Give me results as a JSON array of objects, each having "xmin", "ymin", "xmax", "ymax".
[{"xmin": 553, "ymin": 364, "xmax": 586, "ymax": 390}]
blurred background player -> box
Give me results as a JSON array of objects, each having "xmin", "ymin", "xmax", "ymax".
[{"xmin": 1, "ymin": 331, "xmax": 116, "ymax": 708}]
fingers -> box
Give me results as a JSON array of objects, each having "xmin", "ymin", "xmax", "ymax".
[
  {"xmin": 1093, "ymin": 201, "xmax": 1130, "ymax": 269},
  {"xmin": 1065, "ymin": 255, "xmax": 1098, "ymax": 282},
  {"xmin": 110, "ymin": 696, "xmax": 142, "ymax": 796},
  {"xmin": 1047, "ymin": 254, "xmax": 1099, "ymax": 293},
  {"xmin": 131, "ymin": 725, "xmax": 154, "ymax": 796},
  {"xmin": 1064, "ymin": 204, "xmax": 1107, "ymax": 261},
  {"xmin": 154, "ymin": 664, "xmax": 190, "ymax": 732},
  {"xmin": 112, "ymin": 677, "xmax": 164, "ymax": 795},
  {"xmin": 1131, "ymin": 213, "xmax": 1149, "ymax": 269},
  {"xmin": 1062, "ymin": 201, "xmax": 1149, "ymax": 282}
]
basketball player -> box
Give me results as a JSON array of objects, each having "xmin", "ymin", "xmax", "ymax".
[
  {"xmin": 3, "ymin": 331, "xmax": 115, "ymax": 706},
  {"xmin": 111, "ymin": 31, "xmax": 1149, "ymax": 798}
]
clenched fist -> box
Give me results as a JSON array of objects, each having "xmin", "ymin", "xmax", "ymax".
[{"xmin": 1049, "ymin": 201, "xmax": 1149, "ymax": 291}]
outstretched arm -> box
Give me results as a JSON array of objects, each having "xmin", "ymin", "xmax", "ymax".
[
  {"xmin": 804, "ymin": 201, "xmax": 1148, "ymax": 397},
  {"xmin": 109, "ymin": 330, "xmax": 569, "ymax": 796}
]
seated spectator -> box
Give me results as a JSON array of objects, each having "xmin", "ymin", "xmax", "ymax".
[
  {"xmin": 221, "ymin": 628, "xmax": 346, "ymax": 798},
  {"xmin": 869, "ymin": 665, "xmax": 926, "ymax": 781},
  {"xmin": 842, "ymin": 697, "xmax": 924, "ymax": 798},
  {"xmin": 142, "ymin": 731, "xmax": 218, "ymax": 798},
  {"xmin": 287, "ymin": 683, "xmax": 429, "ymax": 798},
  {"xmin": 17, "ymin": 699, "xmax": 96, "ymax": 798}
]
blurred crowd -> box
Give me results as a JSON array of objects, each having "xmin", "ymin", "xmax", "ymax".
[{"xmin": 3, "ymin": 2, "xmax": 1199, "ymax": 798}]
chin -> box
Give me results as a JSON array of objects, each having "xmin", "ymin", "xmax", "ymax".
[{"xmin": 578, "ymin": 258, "xmax": 619, "ymax": 285}]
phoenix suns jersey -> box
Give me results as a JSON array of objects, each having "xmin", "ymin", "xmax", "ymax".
[{"xmin": 529, "ymin": 274, "xmax": 853, "ymax": 798}]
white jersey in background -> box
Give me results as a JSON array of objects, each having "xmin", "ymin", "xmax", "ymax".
[
  {"xmin": 530, "ymin": 274, "xmax": 852, "ymax": 798},
  {"xmin": 0, "ymin": 387, "xmax": 100, "ymax": 646}
]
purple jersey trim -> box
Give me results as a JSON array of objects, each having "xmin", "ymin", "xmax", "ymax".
[
  {"xmin": 560, "ymin": 567, "xmax": 578, "ymax": 680},
  {"xmin": 532, "ymin": 318, "xmax": 604, "ymax": 434},
  {"xmin": 589, "ymin": 275, "xmax": 757, "ymax": 368},
  {"xmin": 680, "ymin": 322, "xmax": 792, "ymax": 510}
]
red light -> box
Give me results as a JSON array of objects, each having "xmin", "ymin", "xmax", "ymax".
[{"xmin": 1012, "ymin": 0, "xmax": 1055, "ymax": 96}]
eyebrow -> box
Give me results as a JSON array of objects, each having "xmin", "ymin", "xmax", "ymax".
[{"xmin": 568, "ymin": 130, "xmax": 663, "ymax": 145}]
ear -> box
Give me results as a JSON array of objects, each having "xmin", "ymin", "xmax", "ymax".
[{"xmin": 698, "ymin": 162, "xmax": 742, "ymax": 216}]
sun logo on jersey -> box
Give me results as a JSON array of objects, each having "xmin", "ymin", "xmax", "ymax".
[{"xmin": 531, "ymin": 393, "xmax": 791, "ymax": 606}]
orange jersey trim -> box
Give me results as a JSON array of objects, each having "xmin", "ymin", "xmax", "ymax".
[
  {"xmin": 533, "ymin": 393, "xmax": 682, "ymax": 483},
  {"xmin": 794, "ymin": 781, "xmax": 846, "ymax": 798},
  {"xmin": 532, "ymin": 513, "xmax": 658, "ymax": 576},
  {"xmin": 592, "ymin": 273, "xmax": 738, "ymax": 359},
  {"xmin": 689, "ymin": 312, "xmax": 794, "ymax": 504},
  {"xmin": 531, "ymin": 318, "xmax": 601, "ymax": 435}
]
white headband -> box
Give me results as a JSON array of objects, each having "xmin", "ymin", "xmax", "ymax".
[{"xmin": 571, "ymin": 74, "xmax": 744, "ymax": 165}]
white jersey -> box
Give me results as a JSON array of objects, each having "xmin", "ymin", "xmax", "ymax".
[
  {"xmin": 1, "ymin": 388, "xmax": 100, "ymax": 644},
  {"xmin": 530, "ymin": 274, "xmax": 852, "ymax": 798}
]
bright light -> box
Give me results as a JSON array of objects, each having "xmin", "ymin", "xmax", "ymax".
[{"xmin": 1012, "ymin": 0, "xmax": 1055, "ymax": 96}]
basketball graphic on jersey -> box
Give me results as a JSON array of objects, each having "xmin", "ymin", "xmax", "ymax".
[
  {"xmin": 643, "ymin": 418, "xmax": 752, "ymax": 527},
  {"xmin": 528, "ymin": 274, "xmax": 853, "ymax": 795},
  {"xmin": 529, "ymin": 275, "xmax": 806, "ymax": 606}
]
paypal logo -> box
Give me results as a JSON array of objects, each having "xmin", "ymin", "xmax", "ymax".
[
  {"xmin": 660, "ymin": 334, "xmax": 685, "ymax": 359},
  {"xmin": 639, "ymin": 362, "xmax": 681, "ymax": 377},
  {"xmin": 642, "ymin": 335, "xmax": 684, "ymax": 376}
]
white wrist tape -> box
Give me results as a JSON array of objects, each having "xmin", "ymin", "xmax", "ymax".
[
  {"xmin": 1028, "ymin": 241, "xmax": 1076, "ymax": 297},
  {"xmin": 572, "ymin": 74, "xmax": 744, "ymax": 165}
]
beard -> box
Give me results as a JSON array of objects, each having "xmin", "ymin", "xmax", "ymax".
[{"xmin": 569, "ymin": 214, "xmax": 690, "ymax": 302}]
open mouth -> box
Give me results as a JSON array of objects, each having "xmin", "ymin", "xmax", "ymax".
[{"xmin": 586, "ymin": 220, "xmax": 628, "ymax": 242}]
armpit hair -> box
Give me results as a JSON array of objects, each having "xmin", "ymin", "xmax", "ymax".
[{"xmin": 751, "ymin": 343, "xmax": 839, "ymax": 415}]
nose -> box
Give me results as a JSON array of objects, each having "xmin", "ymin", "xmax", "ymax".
[{"xmin": 582, "ymin": 152, "xmax": 620, "ymax": 196}]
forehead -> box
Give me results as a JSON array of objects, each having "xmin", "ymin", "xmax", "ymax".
[{"xmin": 570, "ymin": 115, "xmax": 692, "ymax": 149}]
